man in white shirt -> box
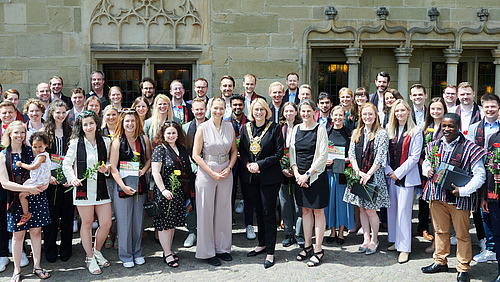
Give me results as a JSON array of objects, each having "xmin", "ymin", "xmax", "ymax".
[
  {"xmin": 242, "ymin": 74, "xmax": 266, "ymax": 116},
  {"xmin": 455, "ymin": 82, "xmax": 483, "ymax": 135},
  {"xmin": 268, "ymin": 82, "xmax": 285, "ymax": 124},
  {"xmin": 443, "ymin": 84, "xmax": 459, "ymax": 112},
  {"xmin": 409, "ymin": 84, "xmax": 428, "ymax": 129},
  {"xmin": 206, "ymin": 75, "xmax": 235, "ymax": 120},
  {"xmin": 188, "ymin": 78, "xmax": 209, "ymax": 105},
  {"xmin": 67, "ymin": 87, "xmax": 85, "ymax": 126},
  {"xmin": 370, "ymin": 72, "xmax": 391, "ymax": 113},
  {"xmin": 170, "ymin": 80, "xmax": 193, "ymax": 124}
]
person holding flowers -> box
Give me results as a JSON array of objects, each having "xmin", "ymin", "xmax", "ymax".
[
  {"xmin": 421, "ymin": 113, "xmax": 486, "ymax": 282},
  {"xmin": 240, "ymin": 98, "xmax": 283, "ymax": 268},
  {"xmin": 151, "ymin": 121, "xmax": 193, "ymax": 268},
  {"xmin": 343, "ymin": 102, "xmax": 389, "ymax": 255},
  {"xmin": 385, "ymin": 99, "xmax": 423, "ymax": 263},
  {"xmin": 466, "ymin": 93, "xmax": 500, "ymax": 264},
  {"xmin": 109, "ymin": 109, "xmax": 151, "ymax": 268},
  {"xmin": 62, "ymin": 110, "xmax": 111, "ymax": 275}
]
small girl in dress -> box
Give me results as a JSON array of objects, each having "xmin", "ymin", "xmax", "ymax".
[{"xmin": 15, "ymin": 131, "xmax": 51, "ymax": 226}]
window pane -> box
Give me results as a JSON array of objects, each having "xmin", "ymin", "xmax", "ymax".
[
  {"xmin": 478, "ymin": 62, "xmax": 495, "ymax": 102},
  {"xmin": 103, "ymin": 64, "xmax": 142, "ymax": 108},
  {"xmin": 431, "ymin": 62, "xmax": 447, "ymax": 98},
  {"xmin": 155, "ymin": 65, "xmax": 193, "ymax": 100},
  {"xmin": 318, "ymin": 63, "xmax": 349, "ymax": 104}
]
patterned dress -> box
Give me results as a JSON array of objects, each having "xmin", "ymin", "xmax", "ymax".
[{"xmin": 343, "ymin": 127, "xmax": 390, "ymax": 209}]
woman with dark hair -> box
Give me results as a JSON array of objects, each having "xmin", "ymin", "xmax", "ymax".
[
  {"xmin": 84, "ymin": 96, "xmax": 103, "ymax": 120},
  {"xmin": 42, "ymin": 100, "xmax": 74, "ymax": 263},
  {"xmin": 62, "ymin": 110, "xmax": 111, "ymax": 275},
  {"xmin": 278, "ymin": 102, "xmax": 303, "ymax": 248},
  {"xmin": 380, "ymin": 89, "xmax": 404, "ymax": 127},
  {"xmin": 151, "ymin": 121, "xmax": 193, "ymax": 267},
  {"xmin": 23, "ymin": 98, "xmax": 45, "ymax": 145},
  {"xmin": 109, "ymin": 109, "xmax": 151, "ymax": 268},
  {"xmin": 347, "ymin": 87, "xmax": 370, "ymax": 131},
  {"xmin": 240, "ymin": 98, "xmax": 284, "ymax": 268},
  {"xmin": 423, "ymin": 97, "xmax": 447, "ymax": 140},
  {"xmin": 0, "ymin": 121, "xmax": 51, "ymax": 281},
  {"xmin": 132, "ymin": 96, "xmax": 151, "ymax": 123}
]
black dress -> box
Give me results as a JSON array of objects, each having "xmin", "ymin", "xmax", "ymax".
[{"xmin": 294, "ymin": 125, "xmax": 329, "ymax": 209}]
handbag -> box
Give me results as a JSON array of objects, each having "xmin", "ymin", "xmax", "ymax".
[
  {"xmin": 143, "ymin": 200, "xmax": 162, "ymax": 218},
  {"xmin": 350, "ymin": 181, "xmax": 378, "ymax": 203}
]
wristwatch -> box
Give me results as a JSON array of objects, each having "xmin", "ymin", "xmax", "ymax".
[{"xmin": 305, "ymin": 171, "xmax": 311, "ymax": 176}]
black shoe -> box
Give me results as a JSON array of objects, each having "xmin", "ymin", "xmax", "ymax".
[
  {"xmin": 490, "ymin": 274, "xmax": 500, "ymax": 282},
  {"xmin": 325, "ymin": 236, "xmax": 335, "ymax": 244},
  {"xmin": 296, "ymin": 236, "xmax": 305, "ymax": 248},
  {"xmin": 46, "ymin": 257, "xmax": 57, "ymax": 263},
  {"xmin": 457, "ymin": 272, "xmax": 470, "ymax": 282},
  {"xmin": 232, "ymin": 218, "xmax": 237, "ymax": 226},
  {"xmin": 247, "ymin": 248, "xmax": 267, "ymax": 257},
  {"xmin": 216, "ymin": 252, "xmax": 232, "ymax": 261},
  {"xmin": 282, "ymin": 235, "xmax": 296, "ymax": 247},
  {"xmin": 60, "ymin": 256, "xmax": 70, "ymax": 262},
  {"xmin": 264, "ymin": 258, "xmax": 275, "ymax": 269},
  {"xmin": 206, "ymin": 256, "xmax": 221, "ymax": 266},
  {"xmin": 421, "ymin": 263, "xmax": 448, "ymax": 273},
  {"xmin": 336, "ymin": 237, "xmax": 345, "ymax": 245}
]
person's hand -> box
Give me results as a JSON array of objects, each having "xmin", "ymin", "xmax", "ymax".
[
  {"xmin": 27, "ymin": 185, "xmax": 43, "ymax": 195},
  {"xmin": 70, "ymin": 178, "xmax": 82, "ymax": 187},
  {"xmin": 139, "ymin": 168, "xmax": 146, "ymax": 177},
  {"xmin": 62, "ymin": 181, "xmax": 70, "ymax": 187},
  {"xmin": 326, "ymin": 159, "xmax": 333, "ymax": 166},
  {"xmin": 427, "ymin": 169, "xmax": 436, "ymax": 179},
  {"xmin": 219, "ymin": 167, "xmax": 231, "ymax": 179},
  {"xmin": 359, "ymin": 171, "xmax": 371, "ymax": 185},
  {"xmin": 450, "ymin": 183, "xmax": 461, "ymax": 197},
  {"xmin": 481, "ymin": 199, "xmax": 489, "ymax": 213},
  {"xmin": 282, "ymin": 169, "xmax": 293, "ymax": 178},
  {"xmin": 161, "ymin": 189, "xmax": 173, "ymax": 200},
  {"xmin": 49, "ymin": 176, "xmax": 59, "ymax": 185},
  {"xmin": 97, "ymin": 164, "xmax": 107, "ymax": 174},
  {"xmin": 296, "ymin": 174, "xmax": 310, "ymax": 188},
  {"xmin": 388, "ymin": 172, "xmax": 398, "ymax": 181},
  {"xmin": 494, "ymin": 174, "xmax": 500, "ymax": 184},
  {"xmin": 247, "ymin": 163, "xmax": 260, "ymax": 174},
  {"xmin": 123, "ymin": 185, "xmax": 136, "ymax": 196},
  {"xmin": 15, "ymin": 161, "xmax": 22, "ymax": 168},
  {"xmin": 210, "ymin": 170, "xmax": 222, "ymax": 181}
]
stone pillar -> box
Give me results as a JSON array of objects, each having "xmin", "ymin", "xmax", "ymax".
[
  {"xmin": 492, "ymin": 48, "xmax": 500, "ymax": 96},
  {"xmin": 394, "ymin": 47, "xmax": 413, "ymax": 100},
  {"xmin": 443, "ymin": 48, "xmax": 462, "ymax": 86},
  {"xmin": 344, "ymin": 48, "xmax": 363, "ymax": 92}
]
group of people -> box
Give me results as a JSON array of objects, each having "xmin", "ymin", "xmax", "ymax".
[{"xmin": 0, "ymin": 70, "xmax": 499, "ymax": 282}]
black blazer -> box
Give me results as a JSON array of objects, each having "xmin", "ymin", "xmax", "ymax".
[
  {"xmin": 268, "ymin": 102, "xmax": 282, "ymax": 124},
  {"xmin": 239, "ymin": 121, "xmax": 284, "ymax": 185},
  {"xmin": 282, "ymin": 89, "xmax": 300, "ymax": 105}
]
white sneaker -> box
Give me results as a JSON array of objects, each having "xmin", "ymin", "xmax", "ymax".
[
  {"xmin": 0, "ymin": 257, "xmax": 10, "ymax": 272},
  {"xmin": 473, "ymin": 249, "xmax": 496, "ymax": 262},
  {"xmin": 183, "ymin": 233, "xmax": 197, "ymax": 248},
  {"xmin": 246, "ymin": 225, "xmax": 256, "ymax": 240},
  {"xmin": 235, "ymin": 200, "xmax": 244, "ymax": 214},
  {"xmin": 123, "ymin": 261, "xmax": 134, "ymax": 268},
  {"xmin": 92, "ymin": 220, "xmax": 98, "ymax": 230},
  {"xmin": 450, "ymin": 235, "xmax": 458, "ymax": 246},
  {"xmin": 134, "ymin": 257, "xmax": 145, "ymax": 265},
  {"xmin": 20, "ymin": 251, "xmax": 29, "ymax": 267},
  {"xmin": 73, "ymin": 220, "xmax": 78, "ymax": 233},
  {"xmin": 478, "ymin": 238, "xmax": 487, "ymax": 252},
  {"xmin": 8, "ymin": 239, "xmax": 11, "ymax": 254}
]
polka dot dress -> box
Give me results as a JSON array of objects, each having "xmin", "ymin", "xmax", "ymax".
[
  {"xmin": 6, "ymin": 150, "xmax": 51, "ymax": 232},
  {"xmin": 152, "ymin": 145, "xmax": 186, "ymax": 231}
]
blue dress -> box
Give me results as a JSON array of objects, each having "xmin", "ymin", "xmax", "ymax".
[{"xmin": 4, "ymin": 147, "xmax": 51, "ymax": 232}]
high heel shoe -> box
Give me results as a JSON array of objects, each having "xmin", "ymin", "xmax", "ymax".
[
  {"xmin": 93, "ymin": 248, "xmax": 110, "ymax": 267},
  {"xmin": 296, "ymin": 245, "xmax": 313, "ymax": 261},
  {"xmin": 85, "ymin": 255, "xmax": 102, "ymax": 275}
]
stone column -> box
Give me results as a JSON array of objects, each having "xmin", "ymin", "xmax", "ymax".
[
  {"xmin": 394, "ymin": 47, "xmax": 413, "ymax": 100},
  {"xmin": 344, "ymin": 48, "xmax": 363, "ymax": 92},
  {"xmin": 443, "ymin": 48, "xmax": 462, "ymax": 86},
  {"xmin": 492, "ymin": 48, "xmax": 500, "ymax": 96}
]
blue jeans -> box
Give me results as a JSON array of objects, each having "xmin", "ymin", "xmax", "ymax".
[{"xmin": 279, "ymin": 179, "xmax": 302, "ymax": 237}]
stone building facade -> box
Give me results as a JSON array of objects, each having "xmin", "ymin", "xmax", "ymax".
[{"xmin": 1, "ymin": 0, "xmax": 500, "ymax": 105}]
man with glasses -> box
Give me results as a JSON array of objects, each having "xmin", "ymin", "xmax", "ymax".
[
  {"xmin": 140, "ymin": 77, "xmax": 156, "ymax": 108},
  {"xmin": 443, "ymin": 85, "xmax": 459, "ymax": 112},
  {"xmin": 170, "ymin": 80, "xmax": 193, "ymax": 124},
  {"xmin": 189, "ymin": 78, "xmax": 209, "ymax": 105}
]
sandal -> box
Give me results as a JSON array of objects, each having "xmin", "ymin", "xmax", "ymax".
[
  {"xmin": 114, "ymin": 236, "xmax": 119, "ymax": 249},
  {"xmin": 10, "ymin": 272, "xmax": 21, "ymax": 282},
  {"xmin": 33, "ymin": 268, "xmax": 50, "ymax": 279},
  {"xmin": 104, "ymin": 235, "xmax": 113, "ymax": 249},
  {"xmin": 93, "ymin": 248, "xmax": 110, "ymax": 267},
  {"xmin": 296, "ymin": 245, "xmax": 313, "ymax": 261},
  {"xmin": 164, "ymin": 254, "xmax": 179, "ymax": 268},
  {"xmin": 85, "ymin": 255, "xmax": 102, "ymax": 275},
  {"xmin": 307, "ymin": 249, "xmax": 324, "ymax": 267},
  {"xmin": 163, "ymin": 252, "xmax": 179, "ymax": 262},
  {"xmin": 17, "ymin": 213, "xmax": 32, "ymax": 227}
]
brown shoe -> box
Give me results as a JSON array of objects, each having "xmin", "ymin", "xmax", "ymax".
[
  {"xmin": 423, "ymin": 230, "xmax": 434, "ymax": 241},
  {"xmin": 17, "ymin": 213, "xmax": 32, "ymax": 226}
]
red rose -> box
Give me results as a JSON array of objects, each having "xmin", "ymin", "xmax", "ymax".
[
  {"xmin": 436, "ymin": 153, "xmax": 441, "ymax": 157},
  {"xmin": 286, "ymin": 153, "xmax": 289, "ymax": 157},
  {"xmin": 494, "ymin": 143, "xmax": 500, "ymax": 148},
  {"xmin": 463, "ymin": 130, "xmax": 468, "ymax": 136},
  {"xmin": 348, "ymin": 163, "xmax": 352, "ymax": 168}
]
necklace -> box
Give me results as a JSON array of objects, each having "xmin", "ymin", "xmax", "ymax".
[{"xmin": 246, "ymin": 121, "xmax": 272, "ymax": 155}]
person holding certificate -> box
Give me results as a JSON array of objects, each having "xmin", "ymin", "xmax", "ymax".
[
  {"xmin": 421, "ymin": 113, "xmax": 486, "ymax": 282},
  {"xmin": 324, "ymin": 106, "xmax": 354, "ymax": 245},
  {"xmin": 385, "ymin": 99, "xmax": 423, "ymax": 263}
]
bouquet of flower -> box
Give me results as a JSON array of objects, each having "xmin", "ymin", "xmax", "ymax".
[
  {"xmin": 428, "ymin": 145, "xmax": 441, "ymax": 170},
  {"xmin": 344, "ymin": 163, "xmax": 360, "ymax": 188},
  {"xmin": 166, "ymin": 170, "xmax": 182, "ymax": 218},
  {"xmin": 280, "ymin": 148, "xmax": 290, "ymax": 170},
  {"xmin": 64, "ymin": 162, "xmax": 100, "ymax": 193},
  {"xmin": 422, "ymin": 128, "xmax": 434, "ymax": 154},
  {"xmin": 486, "ymin": 143, "xmax": 500, "ymax": 196},
  {"xmin": 131, "ymin": 151, "xmax": 143, "ymax": 169}
]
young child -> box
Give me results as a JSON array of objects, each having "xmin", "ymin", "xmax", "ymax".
[{"xmin": 15, "ymin": 131, "xmax": 51, "ymax": 226}]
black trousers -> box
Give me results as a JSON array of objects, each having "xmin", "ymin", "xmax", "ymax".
[
  {"xmin": 473, "ymin": 210, "xmax": 486, "ymax": 241},
  {"xmin": 418, "ymin": 198, "xmax": 430, "ymax": 232},
  {"xmin": 244, "ymin": 179, "xmax": 280, "ymax": 254},
  {"xmin": 0, "ymin": 188, "xmax": 9, "ymax": 257},
  {"xmin": 487, "ymin": 201, "xmax": 500, "ymax": 274},
  {"xmin": 42, "ymin": 184, "xmax": 75, "ymax": 261}
]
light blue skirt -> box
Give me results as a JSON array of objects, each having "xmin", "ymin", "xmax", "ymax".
[{"xmin": 324, "ymin": 171, "xmax": 354, "ymax": 229}]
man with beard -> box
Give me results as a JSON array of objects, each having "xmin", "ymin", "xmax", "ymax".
[
  {"xmin": 370, "ymin": 72, "xmax": 390, "ymax": 113},
  {"xmin": 224, "ymin": 95, "xmax": 255, "ymax": 238},
  {"xmin": 86, "ymin": 71, "xmax": 110, "ymax": 108},
  {"xmin": 314, "ymin": 92, "xmax": 333, "ymax": 130},
  {"xmin": 170, "ymin": 80, "xmax": 193, "ymax": 124},
  {"xmin": 188, "ymin": 78, "xmax": 209, "ymax": 105},
  {"xmin": 268, "ymin": 82, "xmax": 285, "ymax": 124},
  {"xmin": 242, "ymin": 74, "xmax": 266, "ymax": 116},
  {"xmin": 36, "ymin": 82, "xmax": 51, "ymax": 120},
  {"xmin": 140, "ymin": 77, "xmax": 156, "ymax": 107},
  {"xmin": 456, "ymin": 82, "xmax": 483, "ymax": 135},
  {"xmin": 409, "ymin": 84, "xmax": 428, "ymax": 129},
  {"xmin": 207, "ymin": 75, "xmax": 234, "ymax": 120},
  {"xmin": 49, "ymin": 76, "xmax": 71, "ymax": 108},
  {"xmin": 443, "ymin": 85, "xmax": 459, "ymax": 112},
  {"xmin": 181, "ymin": 98, "xmax": 208, "ymax": 248},
  {"xmin": 283, "ymin": 73, "xmax": 300, "ymax": 105},
  {"xmin": 421, "ymin": 113, "xmax": 486, "ymax": 282}
]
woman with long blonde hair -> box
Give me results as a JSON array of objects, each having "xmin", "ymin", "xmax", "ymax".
[
  {"xmin": 343, "ymin": 102, "xmax": 389, "ymax": 255},
  {"xmin": 143, "ymin": 94, "xmax": 174, "ymax": 141},
  {"xmin": 385, "ymin": 99, "xmax": 423, "ymax": 263}
]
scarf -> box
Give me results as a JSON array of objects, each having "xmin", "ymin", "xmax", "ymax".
[
  {"xmin": 355, "ymin": 130, "xmax": 375, "ymax": 174},
  {"xmin": 457, "ymin": 103, "xmax": 481, "ymax": 126},
  {"xmin": 118, "ymin": 135, "xmax": 147, "ymax": 198},
  {"xmin": 389, "ymin": 125, "xmax": 412, "ymax": 186},
  {"xmin": 76, "ymin": 135, "xmax": 108, "ymax": 200},
  {"xmin": 163, "ymin": 144, "xmax": 194, "ymax": 198},
  {"xmin": 5, "ymin": 145, "xmax": 31, "ymax": 213},
  {"xmin": 474, "ymin": 119, "xmax": 486, "ymax": 147}
]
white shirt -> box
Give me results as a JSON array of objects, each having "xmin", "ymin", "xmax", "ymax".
[
  {"xmin": 460, "ymin": 107, "xmax": 473, "ymax": 134},
  {"xmin": 414, "ymin": 106, "xmax": 425, "ymax": 129}
]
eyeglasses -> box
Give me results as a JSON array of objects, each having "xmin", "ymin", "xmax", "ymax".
[
  {"xmin": 80, "ymin": 110, "xmax": 95, "ymax": 116},
  {"xmin": 122, "ymin": 108, "xmax": 136, "ymax": 114}
]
